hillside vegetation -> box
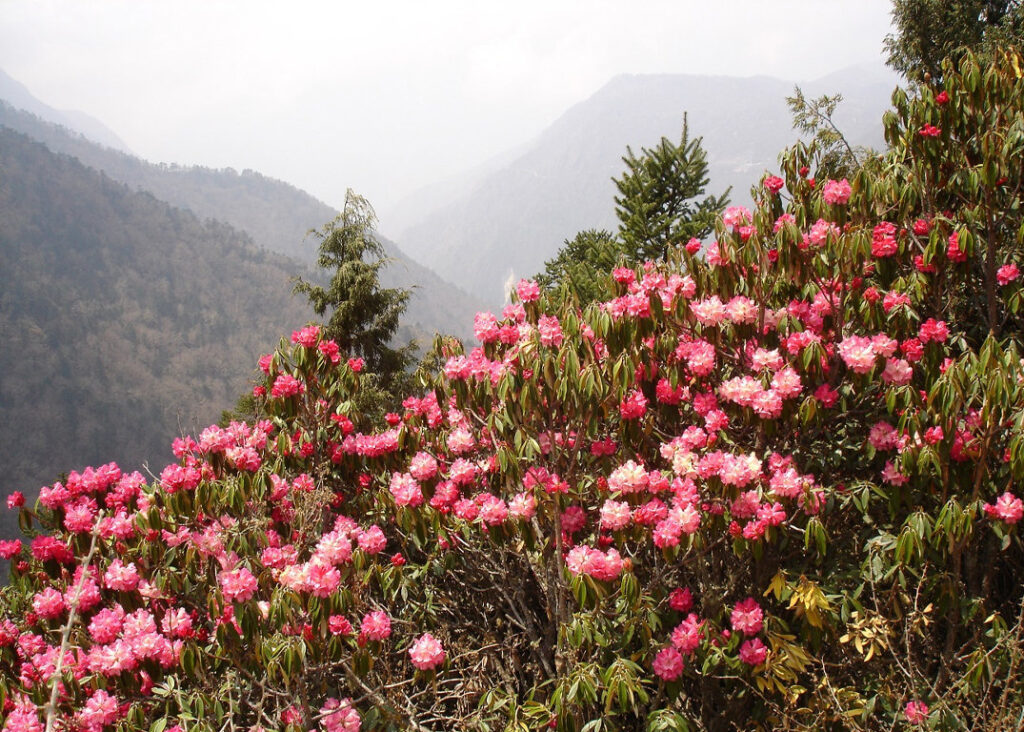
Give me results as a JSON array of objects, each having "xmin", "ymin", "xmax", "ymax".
[
  {"xmin": 1, "ymin": 49, "xmax": 1022, "ymax": 731},
  {"xmin": 0, "ymin": 100, "xmax": 482, "ymax": 341},
  {"xmin": 0, "ymin": 129, "xmax": 314, "ymax": 532}
]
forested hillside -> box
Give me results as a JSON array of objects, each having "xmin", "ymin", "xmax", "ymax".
[
  {"xmin": 0, "ymin": 100, "xmax": 482, "ymax": 341},
  {"xmin": 0, "ymin": 129, "xmax": 314, "ymax": 535}
]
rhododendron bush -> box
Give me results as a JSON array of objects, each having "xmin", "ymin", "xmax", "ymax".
[{"xmin": 3, "ymin": 50, "xmax": 1024, "ymax": 731}]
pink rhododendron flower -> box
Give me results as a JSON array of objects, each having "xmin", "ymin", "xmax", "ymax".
[
  {"xmin": 0, "ymin": 539, "xmax": 22, "ymax": 559},
  {"xmin": 608, "ymin": 460, "xmax": 649, "ymax": 494},
  {"xmin": 160, "ymin": 607, "xmax": 192, "ymax": 639},
  {"xmin": 516, "ymin": 279, "xmax": 540, "ymax": 302},
  {"xmin": 446, "ymin": 427, "xmax": 476, "ymax": 454},
  {"xmin": 722, "ymin": 206, "xmax": 752, "ymax": 230},
  {"xmin": 804, "ymin": 218, "xmax": 839, "ymax": 248},
  {"xmin": 730, "ymin": 597, "xmax": 763, "ymax": 636},
  {"xmin": 318, "ymin": 339, "xmax": 341, "ymax": 363},
  {"xmin": 998, "ymin": 262, "xmax": 1020, "ymax": 285},
  {"xmin": 290, "ymin": 324, "xmax": 320, "ymax": 347},
  {"xmin": 822, "ymin": 178, "xmax": 852, "ymax": 205},
  {"xmin": 78, "ymin": 688, "xmax": 120, "ymax": 731},
  {"xmin": 219, "ymin": 567, "xmax": 258, "ymax": 603},
  {"xmin": 473, "ymin": 311, "xmax": 500, "ymax": 343},
  {"xmin": 361, "ymin": 611, "xmax": 392, "ymax": 641},
  {"xmin": 919, "ymin": 318, "xmax": 949, "ymax": 343},
  {"xmin": 357, "ymin": 525, "xmax": 387, "ymax": 554},
  {"xmin": 750, "ymin": 348, "xmax": 784, "ymax": 371},
  {"xmin": 739, "ymin": 637, "xmax": 768, "ymax": 665},
  {"xmin": 600, "ymin": 499, "xmax": 632, "ymax": 531},
  {"xmin": 882, "ymin": 460, "xmax": 908, "ymax": 486},
  {"xmin": 270, "ymin": 373, "xmax": 304, "ymax": 398},
  {"xmin": 691, "ymin": 295, "xmax": 727, "ymax": 326},
  {"xmin": 321, "ymin": 697, "xmax": 361, "ymax": 732},
  {"xmin": 882, "ymin": 358, "xmax": 913, "ymax": 385},
  {"xmin": 454, "ymin": 497, "xmax": 481, "ymax": 522},
  {"xmin": 477, "ymin": 494, "xmax": 509, "ymax": 526},
  {"xmin": 508, "ymin": 492, "xmax": 537, "ymax": 520},
  {"xmin": 565, "ymin": 545, "xmax": 625, "ymax": 581},
  {"xmin": 944, "ymin": 232, "xmax": 966, "ymax": 263},
  {"xmin": 408, "ymin": 632, "xmax": 446, "ymax": 670},
  {"xmin": 838, "ymin": 335, "xmax": 877, "ymax": 374},
  {"xmin": 538, "ymin": 315, "xmax": 563, "ymax": 348},
  {"xmin": 329, "ymin": 615, "xmax": 353, "ymax": 636},
  {"xmin": 104, "ymin": 559, "xmax": 140, "ymax": 592},
  {"xmin": 905, "ymin": 700, "xmax": 929, "ymax": 725},
  {"xmin": 763, "ymin": 175, "xmax": 784, "ymax": 194},
  {"xmin": 984, "ymin": 492, "xmax": 1024, "ymax": 524},
  {"xmin": 620, "ymin": 389, "xmax": 648, "ymax": 420},
  {"xmin": 671, "ymin": 613, "xmax": 704, "ymax": 653},
  {"xmin": 669, "ymin": 587, "xmax": 694, "ymax": 612},
  {"xmin": 389, "ymin": 472, "xmax": 424, "ymax": 507},
  {"xmin": 726, "ymin": 295, "xmax": 758, "ymax": 324},
  {"xmin": 408, "ymin": 451, "xmax": 439, "ymax": 480},
  {"xmin": 31, "ymin": 588, "xmax": 65, "ymax": 620},
  {"xmin": 652, "ymin": 646, "xmax": 684, "ymax": 681}
]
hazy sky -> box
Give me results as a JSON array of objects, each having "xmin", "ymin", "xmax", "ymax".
[{"xmin": 0, "ymin": 0, "xmax": 895, "ymax": 216}]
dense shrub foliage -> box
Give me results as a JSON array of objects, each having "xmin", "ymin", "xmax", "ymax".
[{"xmin": 2, "ymin": 50, "xmax": 1024, "ymax": 731}]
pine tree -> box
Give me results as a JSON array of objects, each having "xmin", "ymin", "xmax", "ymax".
[
  {"xmin": 613, "ymin": 115, "xmax": 729, "ymax": 262},
  {"xmin": 535, "ymin": 229, "xmax": 620, "ymax": 305},
  {"xmin": 294, "ymin": 190, "xmax": 413, "ymax": 409}
]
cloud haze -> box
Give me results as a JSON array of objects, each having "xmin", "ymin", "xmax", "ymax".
[{"xmin": 0, "ymin": 0, "xmax": 895, "ymax": 213}]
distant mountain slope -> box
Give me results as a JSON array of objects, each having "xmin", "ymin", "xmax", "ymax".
[
  {"xmin": 392, "ymin": 69, "xmax": 896, "ymax": 305},
  {"xmin": 0, "ymin": 128, "xmax": 314, "ymax": 532},
  {"xmin": 0, "ymin": 68, "xmax": 132, "ymax": 153},
  {"xmin": 0, "ymin": 100, "xmax": 482, "ymax": 342}
]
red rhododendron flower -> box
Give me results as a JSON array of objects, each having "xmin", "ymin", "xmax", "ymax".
[{"xmin": 763, "ymin": 175, "xmax": 784, "ymax": 194}]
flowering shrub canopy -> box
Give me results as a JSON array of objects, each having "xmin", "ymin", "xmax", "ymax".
[{"xmin": 2, "ymin": 49, "xmax": 1024, "ymax": 731}]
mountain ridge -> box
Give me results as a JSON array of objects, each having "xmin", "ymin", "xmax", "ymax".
[
  {"xmin": 0, "ymin": 97, "xmax": 483, "ymax": 343},
  {"xmin": 390, "ymin": 67, "xmax": 897, "ymax": 305},
  {"xmin": 0, "ymin": 128, "xmax": 315, "ymax": 528}
]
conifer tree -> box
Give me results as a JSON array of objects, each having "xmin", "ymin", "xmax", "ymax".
[
  {"xmin": 294, "ymin": 190, "xmax": 413, "ymax": 409},
  {"xmin": 613, "ymin": 115, "xmax": 729, "ymax": 262},
  {"xmin": 535, "ymin": 228, "xmax": 620, "ymax": 304}
]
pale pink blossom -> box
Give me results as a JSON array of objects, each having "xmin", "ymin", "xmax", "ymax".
[
  {"xmin": 600, "ymin": 500, "xmax": 633, "ymax": 531},
  {"xmin": 984, "ymin": 492, "xmax": 1024, "ymax": 524},
  {"xmin": 361, "ymin": 611, "xmax": 392, "ymax": 641},
  {"xmin": 408, "ymin": 632, "xmax": 446, "ymax": 670},
  {"xmin": 822, "ymin": 178, "xmax": 852, "ymax": 205},
  {"xmin": 219, "ymin": 567, "xmax": 258, "ymax": 603}
]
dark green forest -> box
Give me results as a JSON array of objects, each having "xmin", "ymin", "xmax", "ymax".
[{"xmin": 0, "ymin": 129, "xmax": 314, "ymax": 536}]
